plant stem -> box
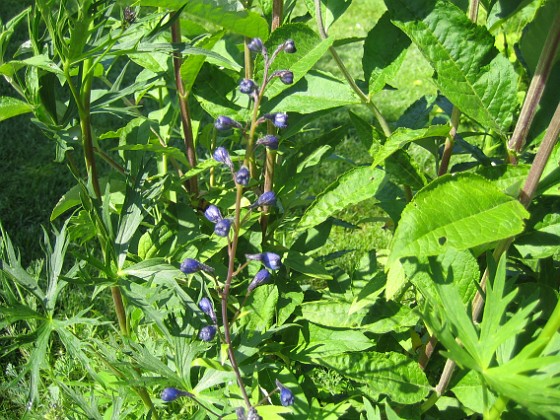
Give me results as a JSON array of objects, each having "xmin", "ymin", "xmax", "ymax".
[
  {"xmin": 313, "ymin": 0, "xmax": 391, "ymax": 137},
  {"xmin": 438, "ymin": 107, "xmax": 461, "ymax": 176},
  {"xmin": 221, "ymin": 184, "xmax": 251, "ymax": 409},
  {"xmin": 507, "ymin": 11, "xmax": 560, "ymax": 156},
  {"xmin": 271, "ymin": 0, "xmax": 283, "ymax": 30},
  {"xmin": 171, "ymin": 17, "xmax": 199, "ymax": 196}
]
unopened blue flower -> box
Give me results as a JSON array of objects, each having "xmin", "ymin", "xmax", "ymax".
[
  {"xmin": 198, "ymin": 297, "xmax": 217, "ymax": 323},
  {"xmin": 213, "ymin": 146, "xmax": 234, "ymax": 169},
  {"xmin": 161, "ymin": 387, "xmax": 190, "ymax": 402},
  {"xmin": 283, "ymin": 39, "xmax": 296, "ymax": 54},
  {"xmin": 248, "ymin": 38, "xmax": 264, "ymax": 53},
  {"xmin": 235, "ymin": 166, "xmax": 250, "ymax": 185},
  {"xmin": 264, "ymin": 112, "xmax": 288, "ymax": 129},
  {"xmin": 239, "ymin": 78, "xmax": 257, "ymax": 94},
  {"xmin": 250, "ymin": 191, "xmax": 276, "ymax": 208},
  {"xmin": 276, "ymin": 70, "xmax": 294, "ymax": 85},
  {"xmin": 214, "ymin": 218, "xmax": 232, "ymax": 237},
  {"xmin": 204, "ymin": 205, "xmax": 223, "ymax": 223},
  {"xmin": 246, "ymin": 252, "xmax": 282, "ymax": 270},
  {"xmin": 215, "ymin": 116, "xmax": 241, "ymax": 131},
  {"xmin": 248, "ymin": 269, "xmax": 271, "ymax": 293},
  {"xmin": 247, "ymin": 408, "xmax": 263, "ymax": 420},
  {"xmin": 180, "ymin": 258, "xmax": 214, "ymax": 274},
  {"xmin": 256, "ymin": 135, "xmax": 278, "ymax": 150},
  {"xmin": 275, "ymin": 379, "xmax": 294, "ymax": 406},
  {"xmin": 199, "ymin": 325, "xmax": 217, "ymax": 341}
]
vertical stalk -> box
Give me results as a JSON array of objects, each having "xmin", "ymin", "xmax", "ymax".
[
  {"xmin": 171, "ymin": 17, "xmax": 199, "ymax": 196},
  {"xmin": 221, "ymin": 184, "xmax": 252, "ymax": 409},
  {"xmin": 438, "ymin": 107, "xmax": 461, "ymax": 176},
  {"xmin": 508, "ymin": 11, "xmax": 560, "ymax": 156}
]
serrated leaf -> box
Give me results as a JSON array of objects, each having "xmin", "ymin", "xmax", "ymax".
[
  {"xmin": 284, "ymin": 250, "xmax": 332, "ymax": 280},
  {"xmin": 371, "ymin": 125, "xmax": 449, "ymax": 168},
  {"xmin": 296, "ymin": 166, "xmax": 386, "ymax": 233},
  {"xmin": 386, "ymin": 0, "xmax": 519, "ymax": 135},
  {"xmin": 318, "ymin": 352, "xmax": 430, "ymax": 404},
  {"xmin": 264, "ymin": 70, "xmax": 360, "ymax": 114},
  {"xmin": 387, "ymin": 174, "xmax": 529, "ymax": 266},
  {"xmin": 0, "ymin": 97, "xmax": 33, "ymax": 122},
  {"xmin": 140, "ymin": 0, "xmax": 268, "ymax": 39},
  {"xmin": 363, "ymin": 12, "xmax": 411, "ymax": 94}
]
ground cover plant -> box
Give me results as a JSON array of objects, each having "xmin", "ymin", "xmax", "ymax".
[{"xmin": 0, "ymin": 0, "xmax": 559, "ymax": 418}]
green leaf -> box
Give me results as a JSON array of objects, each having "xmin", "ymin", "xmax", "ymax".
[
  {"xmin": 319, "ymin": 352, "xmax": 430, "ymax": 404},
  {"xmin": 293, "ymin": 322, "xmax": 373, "ymax": 361},
  {"xmin": 451, "ymin": 371, "xmax": 496, "ymax": 414},
  {"xmin": 284, "ymin": 250, "xmax": 332, "ymax": 280},
  {"xmin": 363, "ymin": 12, "xmax": 411, "ymax": 94},
  {"xmin": 515, "ymin": 212, "xmax": 560, "ymax": 259},
  {"xmin": 181, "ymin": 31, "xmax": 224, "ymax": 93},
  {"xmin": 0, "ymin": 55, "xmax": 63, "ymax": 77},
  {"xmin": 386, "ymin": 0, "xmax": 519, "ymax": 135},
  {"xmin": 296, "ymin": 166, "xmax": 386, "ymax": 233},
  {"xmin": 371, "ymin": 125, "xmax": 449, "ymax": 168},
  {"xmin": 0, "ymin": 97, "xmax": 33, "ymax": 122},
  {"xmin": 264, "ymin": 70, "xmax": 360, "ymax": 114},
  {"xmin": 387, "ymin": 174, "xmax": 529, "ymax": 266},
  {"xmin": 140, "ymin": 0, "xmax": 268, "ymax": 39}
]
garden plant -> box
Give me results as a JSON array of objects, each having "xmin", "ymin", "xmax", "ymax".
[{"xmin": 0, "ymin": 0, "xmax": 559, "ymax": 418}]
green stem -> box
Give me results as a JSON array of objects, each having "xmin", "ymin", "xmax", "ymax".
[
  {"xmin": 313, "ymin": 0, "xmax": 391, "ymax": 137},
  {"xmin": 439, "ymin": 106, "xmax": 461, "ymax": 176},
  {"xmin": 507, "ymin": 10, "xmax": 560, "ymax": 156}
]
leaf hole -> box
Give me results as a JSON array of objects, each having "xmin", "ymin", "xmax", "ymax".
[{"xmin": 438, "ymin": 236, "xmax": 447, "ymax": 245}]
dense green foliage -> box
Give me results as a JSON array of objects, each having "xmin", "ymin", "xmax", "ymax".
[{"xmin": 1, "ymin": 0, "xmax": 559, "ymax": 419}]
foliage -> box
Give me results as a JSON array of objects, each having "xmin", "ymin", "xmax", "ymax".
[{"xmin": 1, "ymin": 0, "xmax": 559, "ymax": 418}]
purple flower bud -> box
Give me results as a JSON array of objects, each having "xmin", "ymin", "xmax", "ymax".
[
  {"xmin": 214, "ymin": 116, "xmax": 241, "ymax": 131},
  {"xmin": 246, "ymin": 252, "xmax": 282, "ymax": 270},
  {"xmin": 198, "ymin": 297, "xmax": 217, "ymax": 323},
  {"xmin": 239, "ymin": 78, "xmax": 258, "ymax": 94},
  {"xmin": 276, "ymin": 70, "xmax": 294, "ymax": 85},
  {"xmin": 247, "ymin": 408, "xmax": 263, "ymax": 420},
  {"xmin": 248, "ymin": 38, "xmax": 264, "ymax": 53},
  {"xmin": 161, "ymin": 387, "xmax": 190, "ymax": 402},
  {"xmin": 264, "ymin": 112, "xmax": 288, "ymax": 129},
  {"xmin": 180, "ymin": 258, "xmax": 215, "ymax": 275},
  {"xmin": 213, "ymin": 146, "xmax": 234, "ymax": 169},
  {"xmin": 236, "ymin": 407, "xmax": 246, "ymax": 420},
  {"xmin": 204, "ymin": 205, "xmax": 223, "ymax": 223},
  {"xmin": 256, "ymin": 135, "xmax": 279, "ymax": 150},
  {"xmin": 250, "ymin": 191, "xmax": 276, "ymax": 208},
  {"xmin": 283, "ymin": 39, "xmax": 296, "ymax": 54},
  {"xmin": 275, "ymin": 380, "xmax": 295, "ymax": 406},
  {"xmin": 248, "ymin": 269, "xmax": 271, "ymax": 293},
  {"xmin": 214, "ymin": 218, "xmax": 232, "ymax": 237},
  {"xmin": 235, "ymin": 166, "xmax": 250, "ymax": 185},
  {"xmin": 199, "ymin": 325, "xmax": 217, "ymax": 341}
]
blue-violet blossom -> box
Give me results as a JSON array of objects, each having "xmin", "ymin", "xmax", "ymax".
[
  {"xmin": 246, "ymin": 252, "xmax": 282, "ymax": 270},
  {"xmin": 239, "ymin": 78, "xmax": 257, "ymax": 94},
  {"xmin": 204, "ymin": 205, "xmax": 223, "ymax": 223},
  {"xmin": 250, "ymin": 191, "xmax": 276, "ymax": 208},
  {"xmin": 248, "ymin": 269, "xmax": 271, "ymax": 292},
  {"xmin": 235, "ymin": 166, "xmax": 250, "ymax": 185},
  {"xmin": 198, "ymin": 297, "xmax": 217, "ymax": 323},
  {"xmin": 213, "ymin": 146, "xmax": 234, "ymax": 169},
  {"xmin": 199, "ymin": 325, "xmax": 217, "ymax": 342},
  {"xmin": 180, "ymin": 258, "xmax": 214, "ymax": 274},
  {"xmin": 214, "ymin": 218, "xmax": 232, "ymax": 237},
  {"xmin": 214, "ymin": 116, "xmax": 241, "ymax": 131},
  {"xmin": 276, "ymin": 70, "xmax": 294, "ymax": 85},
  {"xmin": 161, "ymin": 387, "xmax": 191, "ymax": 402},
  {"xmin": 275, "ymin": 379, "xmax": 295, "ymax": 406},
  {"xmin": 264, "ymin": 112, "xmax": 288, "ymax": 129},
  {"xmin": 283, "ymin": 39, "xmax": 296, "ymax": 53},
  {"xmin": 256, "ymin": 135, "xmax": 279, "ymax": 150},
  {"xmin": 248, "ymin": 38, "xmax": 264, "ymax": 53}
]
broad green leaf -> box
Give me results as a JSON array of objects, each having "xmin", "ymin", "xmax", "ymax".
[
  {"xmin": 242, "ymin": 284, "xmax": 279, "ymax": 333},
  {"xmin": 363, "ymin": 12, "xmax": 411, "ymax": 94},
  {"xmin": 319, "ymin": 352, "xmax": 430, "ymax": 404},
  {"xmin": 140, "ymin": 0, "xmax": 268, "ymax": 39},
  {"xmin": 477, "ymin": 164, "xmax": 531, "ymax": 197},
  {"xmin": 515, "ymin": 213, "xmax": 560, "ymax": 259},
  {"xmin": 451, "ymin": 371, "xmax": 496, "ymax": 414},
  {"xmin": 386, "ymin": 0, "xmax": 519, "ymax": 135},
  {"xmin": 300, "ymin": 300, "xmax": 365, "ymax": 329},
  {"xmin": 387, "ymin": 174, "xmax": 529, "ymax": 266},
  {"xmin": 0, "ymin": 55, "xmax": 63, "ymax": 77},
  {"xmin": 0, "ymin": 97, "xmax": 33, "ymax": 122},
  {"xmin": 303, "ymin": 0, "xmax": 352, "ymax": 29},
  {"xmin": 284, "ymin": 250, "xmax": 332, "ymax": 280},
  {"xmin": 371, "ymin": 125, "xmax": 449, "ymax": 168},
  {"xmin": 260, "ymin": 24, "xmax": 334, "ymax": 99},
  {"xmin": 293, "ymin": 322, "xmax": 373, "ymax": 361},
  {"xmin": 264, "ymin": 70, "xmax": 360, "ymax": 114},
  {"xmin": 181, "ymin": 31, "xmax": 224, "ymax": 93},
  {"xmin": 122, "ymin": 258, "xmax": 182, "ymax": 284},
  {"xmin": 385, "ymin": 149, "xmax": 427, "ymax": 190},
  {"xmin": 296, "ymin": 166, "xmax": 386, "ymax": 233}
]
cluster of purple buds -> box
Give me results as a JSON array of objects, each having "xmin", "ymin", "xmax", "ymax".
[
  {"xmin": 256, "ymin": 135, "xmax": 279, "ymax": 150},
  {"xmin": 275, "ymin": 380, "xmax": 295, "ymax": 406},
  {"xmin": 199, "ymin": 297, "xmax": 217, "ymax": 323},
  {"xmin": 235, "ymin": 166, "xmax": 250, "ymax": 185},
  {"xmin": 246, "ymin": 252, "xmax": 282, "ymax": 270},
  {"xmin": 263, "ymin": 112, "xmax": 288, "ymax": 129},
  {"xmin": 180, "ymin": 258, "xmax": 214, "ymax": 275},
  {"xmin": 248, "ymin": 269, "xmax": 271, "ymax": 293},
  {"xmin": 236, "ymin": 407, "xmax": 263, "ymax": 420},
  {"xmin": 161, "ymin": 387, "xmax": 192, "ymax": 402},
  {"xmin": 250, "ymin": 191, "xmax": 277, "ymax": 209},
  {"xmin": 204, "ymin": 204, "xmax": 232, "ymax": 237},
  {"xmin": 213, "ymin": 146, "xmax": 251, "ymax": 186}
]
